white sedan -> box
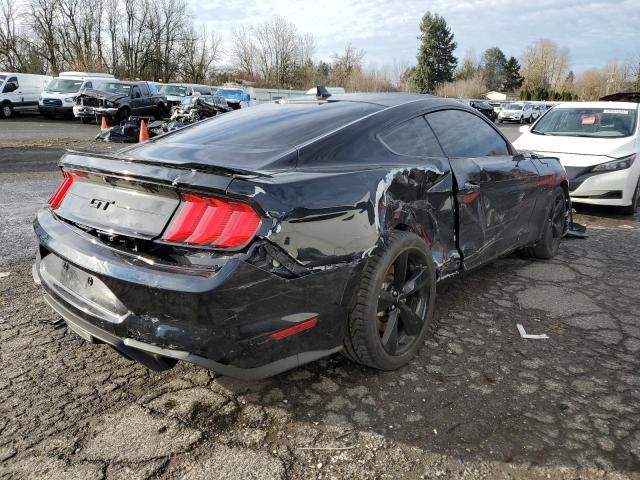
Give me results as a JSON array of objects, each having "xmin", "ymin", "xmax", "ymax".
[{"xmin": 514, "ymin": 101, "xmax": 640, "ymax": 214}]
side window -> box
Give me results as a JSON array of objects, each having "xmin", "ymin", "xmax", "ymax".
[
  {"xmin": 427, "ymin": 109, "xmax": 510, "ymax": 157},
  {"xmin": 84, "ymin": 81, "xmax": 92, "ymax": 89},
  {"xmin": 379, "ymin": 116, "xmax": 445, "ymax": 157},
  {"xmin": 8, "ymin": 76, "xmax": 18, "ymax": 86},
  {"xmin": 131, "ymin": 86, "xmax": 141, "ymax": 98},
  {"xmin": 139, "ymin": 83, "xmax": 150, "ymax": 96}
]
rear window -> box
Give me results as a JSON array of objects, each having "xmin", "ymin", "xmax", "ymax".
[
  {"xmin": 532, "ymin": 107, "xmax": 637, "ymax": 138},
  {"xmin": 154, "ymin": 101, "xmax": 381, "ymax": 148},
  {"xmin": 379, "ymin": 116, "xmax": 444, "ymax": 157}
]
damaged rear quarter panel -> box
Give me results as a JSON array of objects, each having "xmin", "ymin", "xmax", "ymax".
[{"xmin": 227, "ymin": 104, "xmax": 460, "ymax": 278}]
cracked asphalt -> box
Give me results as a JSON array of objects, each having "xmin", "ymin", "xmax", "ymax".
[{"xmin": 1, "ymin": 124, "xmax": 639, "ymax": 479}]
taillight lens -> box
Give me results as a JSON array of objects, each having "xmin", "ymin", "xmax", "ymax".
[
  {"xmin": 161, "ymin": 193, "xmax": 261, "ymax": 249},
  {"xmin": 48, "ymin": 171, "xmax": 74, "ymax": 209}
]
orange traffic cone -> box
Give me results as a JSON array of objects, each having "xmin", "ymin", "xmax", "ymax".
[
  {"xmin": 139, "ymin": 119, "xmax": 149, "ymax": 142},
  {"xmin": 100, "ymin": 116, "xmax": 107, "ymax": 130}
]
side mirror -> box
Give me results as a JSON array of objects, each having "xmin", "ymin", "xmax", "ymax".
[{"xmin": 519, "ymin": 125, "xmax": 530, "ymax": 134}]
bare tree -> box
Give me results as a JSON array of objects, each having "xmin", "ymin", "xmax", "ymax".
[
  {"xmin": 180, "ymin": 27, "xmax": 222, "ymax": 83},
  {"xmin": 27, "ymin": 0, "xmax": 61, "ymax": 73},
  {"xmin": 231, "ymin": 26, "xmax": 257, "ymax": 79},
  {"xmin": 520, "ymin": 38, "xmax": 570, "ymax": 92},
  {"xmin": 0, "ymin": 0, "xmax": 24, "ymax": 70},
  {"xmin": 331, "ymin": 43, "xmax": 365, "ymax": 87}
]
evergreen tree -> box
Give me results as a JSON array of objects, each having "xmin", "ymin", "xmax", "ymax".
[
  {"xmin": 481, "ymin": 47, "xmax": 507, "ymax": 91},
  {"xmin": 412, "ymin": 12, "xmax": 457, "ymax": 93},
  {"xmin": 504, "ymin": 56, "xmax": 524, "ymax": 92}
]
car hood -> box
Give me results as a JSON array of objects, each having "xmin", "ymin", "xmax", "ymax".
[
  {"xmin": 502, "ymin": 109, "xmax": 522, "ymax": 114},
  {"xmin": 165, "ymin": 95, "xmax": 185, "ymax": 102},
  {"xmin": 514, "ymin": 133, "xmax": 634, "ymax": 156},
  {"xmin": 77, "ymin": 89, "xmax": 127, "ymax": 102}
]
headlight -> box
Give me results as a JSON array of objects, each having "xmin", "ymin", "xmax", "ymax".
[
  {"xmin": 592, "ymin": 154, "xmax": 636, "ymax": 172},
  {"xmin": 104, "ymin": 101, "xmax": 115, "ymax": 108},
  {"xmin": 64, "ymin": 97, "xmax": 74, "ymax": 103}
]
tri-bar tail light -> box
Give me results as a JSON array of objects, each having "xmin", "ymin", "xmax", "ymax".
[
  {"xmin": 48, "ymin": 171, "xmax": 75, "ymax": 209},
  {"xmin": 161, "ymin": 193, "xmax": 261, "ymax": 249}
]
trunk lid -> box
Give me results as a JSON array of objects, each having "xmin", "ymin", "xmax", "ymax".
[{"xmin": 55, "ymin": 151, "xmax": 266, "ymax": 239}]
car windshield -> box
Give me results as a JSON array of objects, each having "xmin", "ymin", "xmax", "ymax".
[
  {"xmin": 159, "ymin": 85, "xmax": 188, "ymax": 96},
  {"xmin": 217, "ymin": 89, "xmax": 244, "ymax": 100},
  {"xmin": 45, "ymin": 79, "xmax": 84, "ymax": 93},
  {"xmin": 504, "ymin": 103, "xmax": 523, "ymax": 110},
  {"xmin": 531, "ymin": 107, "xmax": 637, "ymax": 138},
  {"xmin": 91, "ymin": 81, "xmax": 131, "ymax": 96}
]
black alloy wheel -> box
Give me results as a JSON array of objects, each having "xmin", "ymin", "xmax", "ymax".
[
  {"xmin": 344, "ymin": 231, "xmax": 436, "ymax": 370},
  {"xmin": 376, "ymin": 250, "xmax": 430, "ymax": 355},
  {"xmin": 521, "ymin": 186, "xmax": 566, "ymax": 259}
]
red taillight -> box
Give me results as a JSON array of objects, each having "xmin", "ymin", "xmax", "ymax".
[
  {"xmin": 48, "ymin": 171, "xmax": 74, "ymax": 209},
  {"xmin": 162, "ymin": 193, "xmax": 261, "ymax": 249}
]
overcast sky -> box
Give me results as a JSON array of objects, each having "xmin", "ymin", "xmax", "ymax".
[{"xmin": 193, "ymin": 0, "xmax": 640, "ymax": 74}]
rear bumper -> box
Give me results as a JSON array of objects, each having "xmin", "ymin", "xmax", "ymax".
[{"xmin": 33, "ymin": 208, "xmax": 355, "ymax": 379}]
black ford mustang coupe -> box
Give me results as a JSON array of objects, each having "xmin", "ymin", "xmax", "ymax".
[{"xmin": 34, "ymin": 93, "xmax": 569, "ymax": 380}]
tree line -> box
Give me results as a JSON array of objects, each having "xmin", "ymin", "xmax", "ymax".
[
  {"xmin": 409, "ymin": 12, "xmax": 640, "ymax": 101},
  {"xmin": 0, "ymin": 0, "xmax": 393, "ymax": 90},
  {"xmin": 1, "ymin": 1, "xmax": 638, "ymax": 99}
]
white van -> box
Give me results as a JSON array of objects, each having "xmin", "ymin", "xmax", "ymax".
[
  {"xmin": 0, "ymin": 73, "xmax": 53, "ymax": 118},
  {"xmin": 39, "ymin": 71, "xmax": 115, "ymax": 118}
]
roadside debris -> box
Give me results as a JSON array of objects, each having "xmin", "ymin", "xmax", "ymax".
[
  {"xmin": 516, "ymin": 323, "xmax": 549, "ymax": 339},
  {"xmin": 95, "ymin": 116, "xmax": 152, "ymax": 143},
  {"xmin": 96, "ymin": 95, "xmax": 230, "ymax": 143},
  {"xmin": 296, "ymin": 445, "xmax": 357, "ymax": 451},
  {"xmin": 0, "ymin": 271, "xmax": 10, "ymax": 278},
  {"xmin": 566, "ymin": 208, "xmax": 588, "ymax": 238}
]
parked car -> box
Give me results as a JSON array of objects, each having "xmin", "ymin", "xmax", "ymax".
[
  {"xmin": 489, "ymin": 101, "xmax": 504, "ymax": 116},
  {"xmin": 514, "ymin": 101, "xmax": 639, "ymax": 214},
  {"xmin": 531, "ymin": 105, "xmax": 548, "ymax": 121},
  {"xmin": 158, "ymin": 83, "xmax": 212, "ymax": 109},
  {"xmin": 73, "ymin": 80, "xmax": 167, "ymax": 124},
  {"xmin": 39, "ymin": 72, "xmax": 115, "ymax": 119},
  {"xmin": 498, "ymin": 102, "xmax": 534, "ymax": 123},
  {"xmin": 214, "ymin": 87, "xmax": 252, "ymax": 109},
  {"xmin": 469, "ymin": 100, "xmax": 496, "ymax": 121},
  {"xmin": 0, "ymin": 72, "xmax": 52, "ymax": 118},
  {"xmin": 34, "ymin": 93, "xmax": 571, "ymax": 379}
]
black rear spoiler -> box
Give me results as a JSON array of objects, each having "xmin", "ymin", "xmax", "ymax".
[{"xmin": 59, "ymin": 151, "xmax": 269, "ymax": 195}]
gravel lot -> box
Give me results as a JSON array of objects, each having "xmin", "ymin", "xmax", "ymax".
[{"xmin": 1, "ymin": 119, "xmax": 639, "ymax": 479}]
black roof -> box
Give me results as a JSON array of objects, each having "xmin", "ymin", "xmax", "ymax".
[{"xmin": 284, "ymin": 92, "xmax": 457, "ymax": 108}]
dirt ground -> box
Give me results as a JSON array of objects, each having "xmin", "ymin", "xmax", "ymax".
[{"xmin": 1, "ymin": 130, "xmax": 639, "ymax": 479}]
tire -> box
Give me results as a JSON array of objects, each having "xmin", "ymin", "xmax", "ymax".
[
  {"xmin": 621, "ymin": 178, "xmax": 640, "ymax": 215},
  {"xmin": 155, "ymin": 104, "xmax": 166, "ymax": 120},
  {"xmin": 521, "ymin": 186, "xmax": 567, "ymax": 259},
  {"xmin": 343, "ymin": 231, "xmax": 436, "ymax": 371},
  {"xmin": 117, "ymin": 107, "xmax": 130, "ymax": 123},
  {"xmin": 520, "ymin": 116, "xmax": 526, "ymax": 124},
  {"xmin": 80, "ymin": 117, "xmax": 92, "ymax": 124},
  {"xmin": 497, "ymin": 119, "xmax": 503, "ymax": 124},
  {"xmin": 1, "ymin": 102, "xmax": 13, "ymax": 119}
]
